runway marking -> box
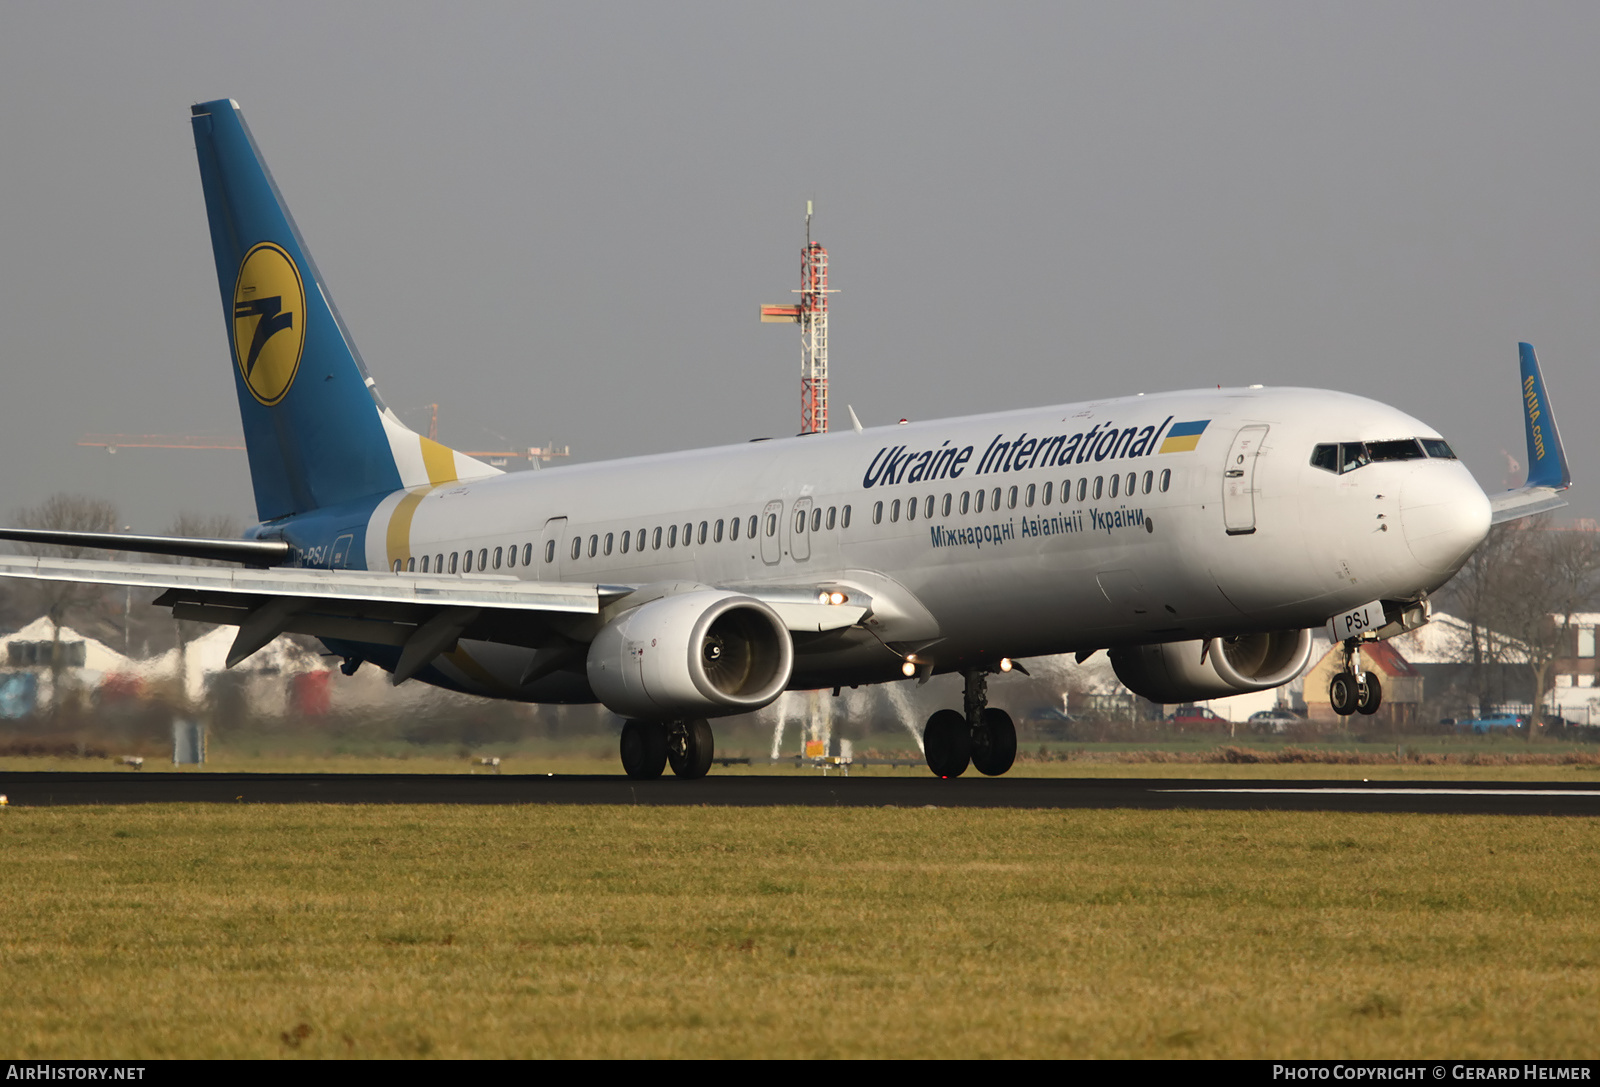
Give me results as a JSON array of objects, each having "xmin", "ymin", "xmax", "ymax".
[{"xmin": 1155, "ymin": 788, "xmax": 1600, "ymax": 797}]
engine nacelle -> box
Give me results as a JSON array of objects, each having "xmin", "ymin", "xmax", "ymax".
[
  {"xmin": 1109, "ymin": 629, "xmax": 1313, "ymax": 704},
  {"xmin": 586, "ymin": 590, "xmax": 794, "ymax": 719}
]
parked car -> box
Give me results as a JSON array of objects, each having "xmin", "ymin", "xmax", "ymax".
[
  {"xmin": 1168, "ymin": 704, "xmax": 1227, "ymax": 728},
  {"xmin": 1247, "ymin": 710, "xmax": 1302, "ymax": 733},
  {"xmin": 1457, "ymin": 714, "xmax": 1528, "ymax": 734}
]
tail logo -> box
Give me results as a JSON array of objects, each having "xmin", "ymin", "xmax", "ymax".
[{"xmin": 231, "ymin": 242, "xmax": 306, "ymax": 406}]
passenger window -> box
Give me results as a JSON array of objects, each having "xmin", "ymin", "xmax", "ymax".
[
  {"xmin": 891, "ymin": 499, "xmax": 901, "ymax": 523},
  {"xmin": 542, "ymin": 542, "xmax": 552, "ymax": 565},
  {"xmin": 1008, "ymin": 486, "xmax": 1018, "ymax": 509},
  {"xmin": 1142, "ymin": 471, "xmax": 1153, "ymax": 495},
  {"xmin": 873, "ymin": 501, "xmax": 884, "ymax": 525},
  {"xmin": 748, "ymin": 515, "xmax": 758, "ymax": 538},
  {"xmin": 698, "ymin": 521, "xmax": 708, "ymax": 545},
  {"xmin": 841, "ymin": 505, "xmax": 851, "ymax": 528},
  {"xmin": 404, "ymin": 557, "xmax": 414, "ymax": 572},
  {"xmin": 961, "ymin": 491, "xmax": 971, "ymax": 514},
  {"xmin": 467, "ymin": 549, "xmax": 477, "ymax": 572},
  {"xmin": 636, "ymin": 529, "xmax": 646, "ymax": 552},
  {"xmin": 420, "ymin": 556, "xmax": 429, "ymax": 573},
  {"xmin": 568, "ymin": 540, "xmax": 579, "ymax": 561},
  {"xmin": 1126, "ymin": 472, "xmax": 1136, "ymax": 496},
  {"xmin": 906, "ymin": 498, "xmax": 916, "ymax": 522},
  {"xmin": 729, "ymin": 517, "xmax": 740, "ymax": 541},
  {"xmin": 683, "ymin": 522, "xmax": 692, "ymax": 544},
  {"xmin": 522, "ymin": 543, "xmax": 532, "ymax": 566},
  {"xmin": 604, "ymin": 532, "xmax": 614, "ymax": 556},
  {"xmin": 1025, "ymin": 484, "xmax": 1035, "ymax": 508},
  {"xmin": 1042, "ymin": 481, "xmax": 1052, "ymax": 506},
  {"xmin": 504, "ymin": 545, "xmax": 514, "ymax": 569},
  {"xmin": 923, "ymin": 495, "xmax": 934, "ymax": 519},
  {"xmin": 493, "ymin": 546, "xmax": 502, "ymax": 569},
  {"xmin": 715, "ymin": 519, "xmax": 724, "ymax": 542},
  {"xmin": 1093, "ymin": 477, "xmax": 1104, "ymax": 499},
  {"xmin": 991, "ymin": 487, "xmax": 1001, "ymax": 511},
  {"xmin": 766, "ymin": 513, "xmax": 778, "ymax": 537},
  {"xmin": 435, "ymin": 554, "xmax": 444, "ymax": 572},
  {"xmin": 827, "ymin": 507, "xmax": 837, "ymax": 530},
  {"xmin": 941, "ymin": 494, "xmax": 951, "ymax": 517},
  {"xmin": 668, "ymin": 524, "xmax": 678, "ymax": 548},
  {"xmin": 1110, "ymin": 474, "xmax": 1120, "ymax": 498},
  {"xmin": 621, "ymin": 531, "xmax": 631, "ymax": 554},
  {"xmin": 1077, "ymin": 478, "xmax": 1087, "ymax": 502},
  {"xmin": 653, "ymin": 527, "xmax": 662, "ymax": 550},
  {"xmin": 393, "ymin": 559, "xmax": 403, "ymax": 574},
  {"xmin": 1159, "ymin": 468, "xmax": 1171, "ymax": 492},
  {"xmin": 811, "ymin": 508, "xmax": 822, "ymax": 532},
  {"xmin": 479, "ymin": 548, "xmax": 488, "ymax": 569},
  {"xmin": 451, "ymin": 552, "xmax": 460, "ymax": 573},
  {"xmin": 797, "ymin": 509, "xmax": 809, "ymax": 532}
]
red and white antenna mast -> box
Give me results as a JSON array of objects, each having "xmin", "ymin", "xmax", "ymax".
[{"xmin": 761, "ymin": 202, "xmax": 837, "ymax": 435}]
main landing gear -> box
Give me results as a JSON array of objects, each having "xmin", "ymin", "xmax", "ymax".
[
  {"xmin": 924, "ymin": 667, "xmax": 1017, "ymax": 778},
  {"xmin": 620, "ymin": 719, "xmax": 714, "ymax": 780},
  {"xmin": 1328, "ymin": 638, "xmax": 1382, "ymax": 717}
]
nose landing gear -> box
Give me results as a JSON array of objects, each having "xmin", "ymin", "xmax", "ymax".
[
  {"xmin": 923, "ymin": 667, "xmax": 1018, "ymax": 778},
  {"xmin": 1329, "ymin": 638, "xmax": 1383, "ymax": 717}
]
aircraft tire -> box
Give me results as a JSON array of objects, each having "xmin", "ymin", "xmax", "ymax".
[
  {"xmin": 1356, "ymin": 672, "xmax": 1383, "ymax": 716},
  {"xmin": 1329, "ymin": 673, "xmax": 1358, "ymax": 716},
  {"xmin": 620, "ymin": 720, "xmax": 668, "ymax": 779},
  {"xmin": 668, "ymin": 718, "xmax": 715, "ymax": 779},
  {"xmin": 924, "ymin": 709, "xmax": 971, "ymax": 778},
  {"xmin": 971, "ymin": 707, "xmax": 1017, "ymax": 776}
]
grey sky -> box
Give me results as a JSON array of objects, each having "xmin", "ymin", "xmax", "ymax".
[{"xmin": 1, "ymin": 2, "xmax": 1596, "ymax": 530}]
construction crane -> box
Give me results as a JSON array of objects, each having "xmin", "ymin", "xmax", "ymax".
[{"xmin": 761, "ymin": 202, "xmax": 836, "ymax": 435}]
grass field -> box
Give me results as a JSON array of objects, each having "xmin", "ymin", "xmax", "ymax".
[{"xmin": 1, "ymin": 803, "xmax": 1596, "ymax": 1058}]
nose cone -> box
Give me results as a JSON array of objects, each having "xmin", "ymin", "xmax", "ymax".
[{"xmin": 1400, "ymin": 467, "xmax": 1492, "ymax": 580}]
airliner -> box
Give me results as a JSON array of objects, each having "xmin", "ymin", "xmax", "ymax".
[{"xmin": 0, "ymin": 100, "xmax": 1572, "ymax": 779}]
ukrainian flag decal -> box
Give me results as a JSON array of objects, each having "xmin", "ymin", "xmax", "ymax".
[{"xmin": 1159, "ymin": 419, "xmax": 1209, "ymax": 454}]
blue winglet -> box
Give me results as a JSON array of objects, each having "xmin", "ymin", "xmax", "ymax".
[{"xmin": 1518, "ymin": 342, "xmax": 1571, "ymax": 490}]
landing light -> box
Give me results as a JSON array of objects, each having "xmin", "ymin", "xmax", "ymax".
[
  {"xmin": 817, "ymin": 590, "xmax": 849, "ymax": 605},
  {"xmin": 901, "ymin": 660, "xmax": 917, "ymax": 677},
  {"xmin": 999, "ymin": 658, "xmax": 1013, "ymax": 672}
]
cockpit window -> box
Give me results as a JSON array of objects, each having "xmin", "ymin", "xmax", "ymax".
[
  {"xmin": 1311, "ymin": 438, "xmax": 1434, "ymax": 474},
  {"xmin": 1366, "ymin": 439, "xmax": 1425, "ymax": 462}
]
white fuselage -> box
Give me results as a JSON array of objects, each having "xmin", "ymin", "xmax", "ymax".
[{"xmin": 359, "ymin": 385, "xmax": 1491, "ymax": 698}]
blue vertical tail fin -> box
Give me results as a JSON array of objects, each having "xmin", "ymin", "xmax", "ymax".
[{"xmin": 189, "ymin": 99, "xmax": 497, "ymax": 522}]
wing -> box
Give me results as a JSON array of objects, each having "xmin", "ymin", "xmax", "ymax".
[{"xmin": 0, "ymin": 555, "xmax": 868, "ymax": 685}]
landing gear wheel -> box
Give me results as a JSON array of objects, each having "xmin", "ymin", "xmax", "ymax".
[
  {"xmin": 1329, "ymin": 672, "xmax": 1358, "ymax": 717},
  {"xmin": 971, "ymin": 707, "xmax": 1017, "ymax": 777},
  {"xmin": 619, "ymin": 720, "xmax": 667, "ymax": 779},
  {"xmin": 923, "ymin": 709, "xmax": 971, "ymax": 778},
  {"xmin": 667, "ymin": 718, "xmax": 715, "ymax": 779},
  {"xmin": 1355, "ymin": 671, "xmax": 1383, "ymax": 716}
]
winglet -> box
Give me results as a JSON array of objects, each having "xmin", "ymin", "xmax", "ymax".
[{"xmin": 1518, "ymin": 342, "xmax": 1571, "ymax": 490}]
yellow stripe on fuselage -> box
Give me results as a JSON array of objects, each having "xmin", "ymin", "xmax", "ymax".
[
  {"xmin": 1159, "ymin": 433, "xmax": 1203, "ymax": 454},
  {"xmin": 385, "ymin": 487, "xmax": 431, "ymax": 570}
]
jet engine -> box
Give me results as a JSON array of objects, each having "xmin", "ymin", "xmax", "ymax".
[
  {"xmin": 586, "ymin": 590, "xmax": 794, "ymax": 719},
  {"xmin": 1109, "ymin": 629, "xmax": 1314, "ymax": 704}
]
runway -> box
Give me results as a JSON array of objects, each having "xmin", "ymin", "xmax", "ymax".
[{"xmin": 3, "ymin": 771, "xmax": 1599, "ymax": 814}]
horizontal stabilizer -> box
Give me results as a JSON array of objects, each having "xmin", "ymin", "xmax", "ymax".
[{"xmin": 0, "ymin": 527, "xmax": 288, "ymax": 566}]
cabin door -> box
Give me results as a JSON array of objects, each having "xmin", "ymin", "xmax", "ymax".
[
  {"xmin": 1222, "ymin": 425, "xmax": 1268, "ymax": 535},
  {"xmin": 789, "ymin": 497, "xmax": 814, "ymax": 562}
]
